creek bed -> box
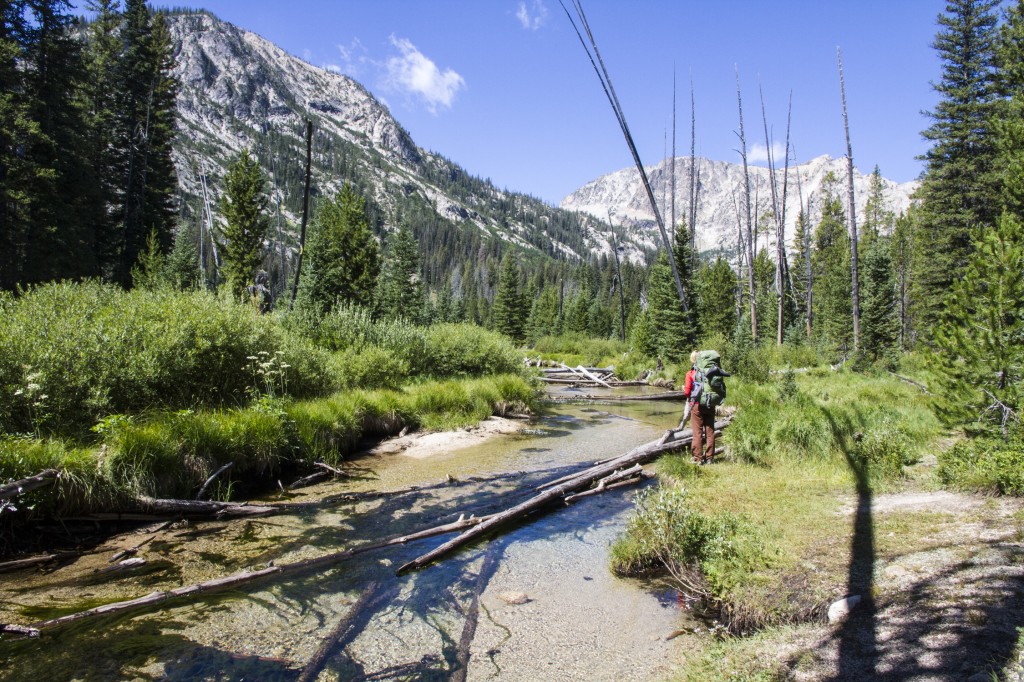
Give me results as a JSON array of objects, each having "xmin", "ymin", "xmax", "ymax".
[{"xmin": 0, "ymin": 396, "xmax": 696, "ymax": 681}]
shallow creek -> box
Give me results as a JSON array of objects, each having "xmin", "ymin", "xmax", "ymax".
[{"xmin": 0, "ymin": 395, "xmax": 698, "ymax": 681}]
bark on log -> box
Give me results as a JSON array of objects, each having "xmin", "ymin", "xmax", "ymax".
[
  {"xmin": 135, "ymin": 497, "xmax": 278, "ymax": 519},
  {"xmin": 0, "ymin": 551, "xmax": 81, "ymax": 574},
  {"xmin": 576, "ymin": 365, "xmax": 613, "ymax": 389},
  {"xmin": 6, "ymin": 513, "xmax": 493, "ymax": 634},
  {"xmin": 562, "ymin": 470, "xmax": 653, "ymax": 504},
  {"xmin": 195, "ymin": 462, "xmax": 234, "ymax": 501},
  {"xmin": 396, "ymin": 416, "xmax": 733, "ymax": 574},
  {"xmin": 287, "ymin": 471, "xmax": 330, "ymax": 490},
  {"xmin": 545, "ymin": 391, "xmax": 687, "ymax": 404},
  {"xmin": 0, "ymin": 469, "xmax": 58, "ymax": 501}
]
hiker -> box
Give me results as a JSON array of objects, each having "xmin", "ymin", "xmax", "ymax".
[{"xmin": 683, "ymin": 349, "xmax": 729, "ymax": 464}]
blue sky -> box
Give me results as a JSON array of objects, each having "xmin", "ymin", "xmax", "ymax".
[{"xmin": 139, "ymin": 1, "xmax": 943, "ymax": 204}]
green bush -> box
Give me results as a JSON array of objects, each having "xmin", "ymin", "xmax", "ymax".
[
  {"xmin": 0, "ymin": 282, "xmax": 332, "ymax": 435},
  {"xmin": 0, "ymin": 436, "xmax": 119, "ymax": 517},
  {"xmin": 610, "ymin": 486, "xmax": 744, "ymax": 580},
  {"xmin": 939, "ymin": 436, "xmax": 1024, "ymax": 495}
]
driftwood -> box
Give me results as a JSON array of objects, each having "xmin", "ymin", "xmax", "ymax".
[
  {"xmin": 195, "ymin": 462, "xmax": 234, "ymax": 501},
  {"xmin": 297, "ymin": 582, "xmax": 384, "ymax": 682},
  {"xmin": 287, "ymin": 471, "xmax": 330, "ymax": 490},
  {"xmin": 562, "ymin": 466, "xmax": 652, "ymax": 504},
  {"xmin": 396, "ymin": 416, "xmax": 733, "ymax": 574},
  {"xmin": 0, "ymin": 469, "xmax": 58, "ymax": 501},
  {"xmin": 889, "ymin": 372, "xmax": 931, "ymax": 395},
  {"xmin": 4, "ymin": 512, "xmax": 493, "ymax": 635},
  {"xmin": 576, "ymin": 365, "xmax": 613, "ymax": 389},
  {"xmin": 546, "ymin": 391, "xmax": 687, "ymax": 404},
  {"xmin": 313, "ymin": 462, "xmax": 350, "ymax": 478},
  {"xmin": 0, "ymin": 551, "xmax": 82, "ymax": 574}
]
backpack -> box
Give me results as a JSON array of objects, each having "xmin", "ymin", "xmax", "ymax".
[{"xmin": 692, "ymin": 350, "xmax": 727, "ymax": 408}]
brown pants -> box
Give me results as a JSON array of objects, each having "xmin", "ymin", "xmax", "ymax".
[{"xmin": 691, "ymin": 403, "xmax": 716, "ymax": 463}]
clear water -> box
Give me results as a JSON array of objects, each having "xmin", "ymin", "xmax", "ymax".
[{"xmin": 0, "ymin": 397, "xmax": 694, "ymax": 681}]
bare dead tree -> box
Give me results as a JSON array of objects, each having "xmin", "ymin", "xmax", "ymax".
[
  {"xmin": 779, "ymin": 94, "xmax": 794, "ymax": 341},
  {"xmin": 608, "ymin": 210, "xmax": 627, "ymax": 342},
  {"xmin": 560, "ymin": 0, "xmax": 690, "ymax": 311},
  {"xmin": 758, "ymin": 83, "xmax": 784, "ymax": 345},
  {"xmin": 735, "ymin": 67, "xmax": 757, "ymax": 341},
  {"xmin": 838, "ymin": 47, "xmax": 860, "ymax": 351},
  {"xmin": 689, "ymin": 77, "xmax": 698, "ymax": 270},
  {"xmin": 671, "ymin": 69, "xmax": 677, "ymax": 243},
  {"xmin": 731, "ymin": 188, "xmax": 745, "ymax": 329}
]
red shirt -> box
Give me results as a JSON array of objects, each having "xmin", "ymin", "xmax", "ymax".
[{"xmin": 684, "ymin": 368, "xmax": 696, "ymax": 403}]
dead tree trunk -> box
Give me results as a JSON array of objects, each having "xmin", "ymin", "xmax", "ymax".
[
  {"xmin": 396, "ymin": 416, "xmax": 733, "ymax": 575},
  {"xmin": 0, "ymin": 469, "xmax": 58, "ymax": 501},
  {"xmin": 736, "ymin": 68, "xmax": 757, "ymax": 342},
  {"xmin": 838, "ymin": 48, "xmax": 860, "ymax": 352},
  {"xmin": 297, "ymin": 582, "xmax": 388, "ymax": 682}
]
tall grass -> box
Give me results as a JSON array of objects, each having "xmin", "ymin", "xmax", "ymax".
[
  {"xmin": 96, "ymin": 374, "xmax": 538, "ymax": 500},
  {"xmin": 0, "ymin": 282, "xmax": 332, "ymax": 435}
]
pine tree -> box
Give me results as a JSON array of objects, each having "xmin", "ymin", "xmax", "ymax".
[
  {"xmin": 695, "ymin": 258, "xmax": 738, "ymax": 341},
  {"xmin": 914, "ymin": 0, "xmax": 1001, "ymax": 337},
  {"xmin": 83, "ymin": 0, "xmax": 123, "ymax": 279},
  {"xmin": 220, "ymin": 149, "xmax": 269, "ymax": 297},
  {"xmin": 813, "ymin": 173, "xmax": 853, "ymax": 355},
  {"xmin": 527, "ymin": 285, "xmax": 560, "ymax": 341},
  {"xmin": 375, "ymin": 222, "xmax": 424, "ymax": 322},
  {"xmin": 164, "ymin": 222, "xmax": 201, "ymax": 290},
  {"xmin": 932, "ymin": 212, "xmax": 1024, "ymax": 433},
  {"xmin": 114, "ymin": 0, "xmax": 179, "ymax": 286},
  {"xmin": 491, "ymin": 254, "xmax": 525, "ymax": 342},
  {"xmin": 0, "ymin": 0, "xmax": 36, "ymax": 290},
  {"xmin": 861, "ymin": 165, "xmax": 895, "ymax": 244},
  {"xmin": 300, "ymin": 183, "xmax": 380, "ymax": 312},
  {"xmin": 892, "ymin": 210, "xmax": 916, "ymax": 349},
  {"xmin": 860, "ymin": 237, "xmax": 900, "ymax": 364},
  {"xmin": 647, "ymin": 251, "xmax": 694, "ymax": 363}
]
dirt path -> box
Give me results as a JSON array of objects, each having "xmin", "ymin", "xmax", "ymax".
[{"xmin": 747, "ymin": 487, "xmax": 1024, "ymax": 681}]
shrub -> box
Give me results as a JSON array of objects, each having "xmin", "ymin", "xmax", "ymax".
[
  {"xmin": 610, "ymin": 486, "xmax": 744, "ymax": 583},
  {"xmin": 939, "ymin": 436, "xmax": 1024, "ymax": 496},
  {"xmin": 0, "ymin": 282, "xmax": 332, "ymax": 436}
]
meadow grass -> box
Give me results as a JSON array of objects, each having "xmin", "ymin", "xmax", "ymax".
[
  {"xmin": 9, "ymin": 374, "xmax": 540, "ymax": 508},
  {"xmin": 611, "ymin": 368, "xmax": 944, "ymax": 631}
]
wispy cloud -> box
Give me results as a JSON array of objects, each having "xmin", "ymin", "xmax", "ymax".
[
  {"xmin": 334, "ymin": 38, "xmax": 369, "ymax": 78},
  {"xmin": 382, "ymin": 35, "xmax": 465, "ymax": 114},
  {"xmin": 516, "ymin": 0, "xmax": 548, "ymax": 30},
  {"xmin": 748, "ymin": 141, "xmax": 787, "ymax": 165}
]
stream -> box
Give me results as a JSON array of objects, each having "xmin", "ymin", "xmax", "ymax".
[{"xmin": 0, "ymin": 393, "xmax": 698, "ymax": 681}]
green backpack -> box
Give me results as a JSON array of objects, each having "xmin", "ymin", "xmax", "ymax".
[{"xmin": 692, "ymin": 350, "xmax": 728, "ymax": 408}]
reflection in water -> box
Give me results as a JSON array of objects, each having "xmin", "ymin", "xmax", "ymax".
[{"xmin": 0, "ymin": 400, "xmax": 693, "ymax": 681}]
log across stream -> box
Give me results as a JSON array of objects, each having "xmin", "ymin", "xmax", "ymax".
[{"xmin": 0, "ymin": 392, "xmax": 708, "ymax": 681}]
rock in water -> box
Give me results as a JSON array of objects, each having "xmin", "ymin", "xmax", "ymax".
[{"xmin": 498, "ymin": 591, "xmax": 530, "ymax": 605}]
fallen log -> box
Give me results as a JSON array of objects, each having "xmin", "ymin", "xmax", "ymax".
[
  {"xmin": 135, "ymin": 497, "xmax": 277, "ymax": 519},
  {"xmin": 195, "ymin": 462, "xmax": 234, "ymax": 501},
  {"xmin": 396, "ymin": 416, "xmax": 733, "ymax": 574},
  {"xmin": 545, "ymin": 391, "xmax": 688, "ymax": 404},
  {"xmin": 889, "ymin": 372, "xmax": 931, "ymax": 395},
  {"xmin": 0, "ymin": 469, "xmax": 58, "ymax": 501},
  {"xmin": 576, "ymin": 365, "xmax": 613, "ymax": 389},
  {"xmin": 287, "ymin": 471, "xmax": 330, "ymax": 490},
  {"xmin": 5, "ymin": 512, "xmax": 493, "ymax": 635},
  {"xmin": 563, "ymin": 470, "xmax": 654, "ymax": 504},
  {"xmin": 0, "ymin": 551, "xmax": 83, "ymax": 574}
]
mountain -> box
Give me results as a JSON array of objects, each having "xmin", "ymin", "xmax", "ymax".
[
  {"xmin": 165, "ymin": 10, "xmax": 623, "ymax": 287},
  {"xmin": 560, "ymin": 155, "xmax": 918, "ymax": 258}
]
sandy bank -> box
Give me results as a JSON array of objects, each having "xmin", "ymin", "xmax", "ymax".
[{"xmin": 367, "ymin": 416, "xmax": 530, "ymax": 459}]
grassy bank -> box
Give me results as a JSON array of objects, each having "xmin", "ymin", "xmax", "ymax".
[
  {"xmin": 1, "ymin": 373, "xmax": 538, "ymax": 516},
  {"xmin": 610, "ymin": 368, "xmax": 944, "ymax": 634},
  {"xmin": 0, "ymin": 282, "xmax": 536, "ymax": 526}
]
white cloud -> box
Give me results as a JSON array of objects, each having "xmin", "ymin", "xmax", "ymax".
[
  {"xmin": 516, "ymin": 0, "xmax": 548, "ymax": 30},
  {"xmin": 335, "ymin": 38, "xmax": 368, "ymax": 78},
  {"xmin": 748, "ymin": 141, "xmax": 787, "ymax": 165},
  {"xmin": 382, "ymin": 35, "xmax": 465, "ymax": 114},
  {"xmin": 323, "ymin": 63, "xmax": 342, "ymax": 74}
]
